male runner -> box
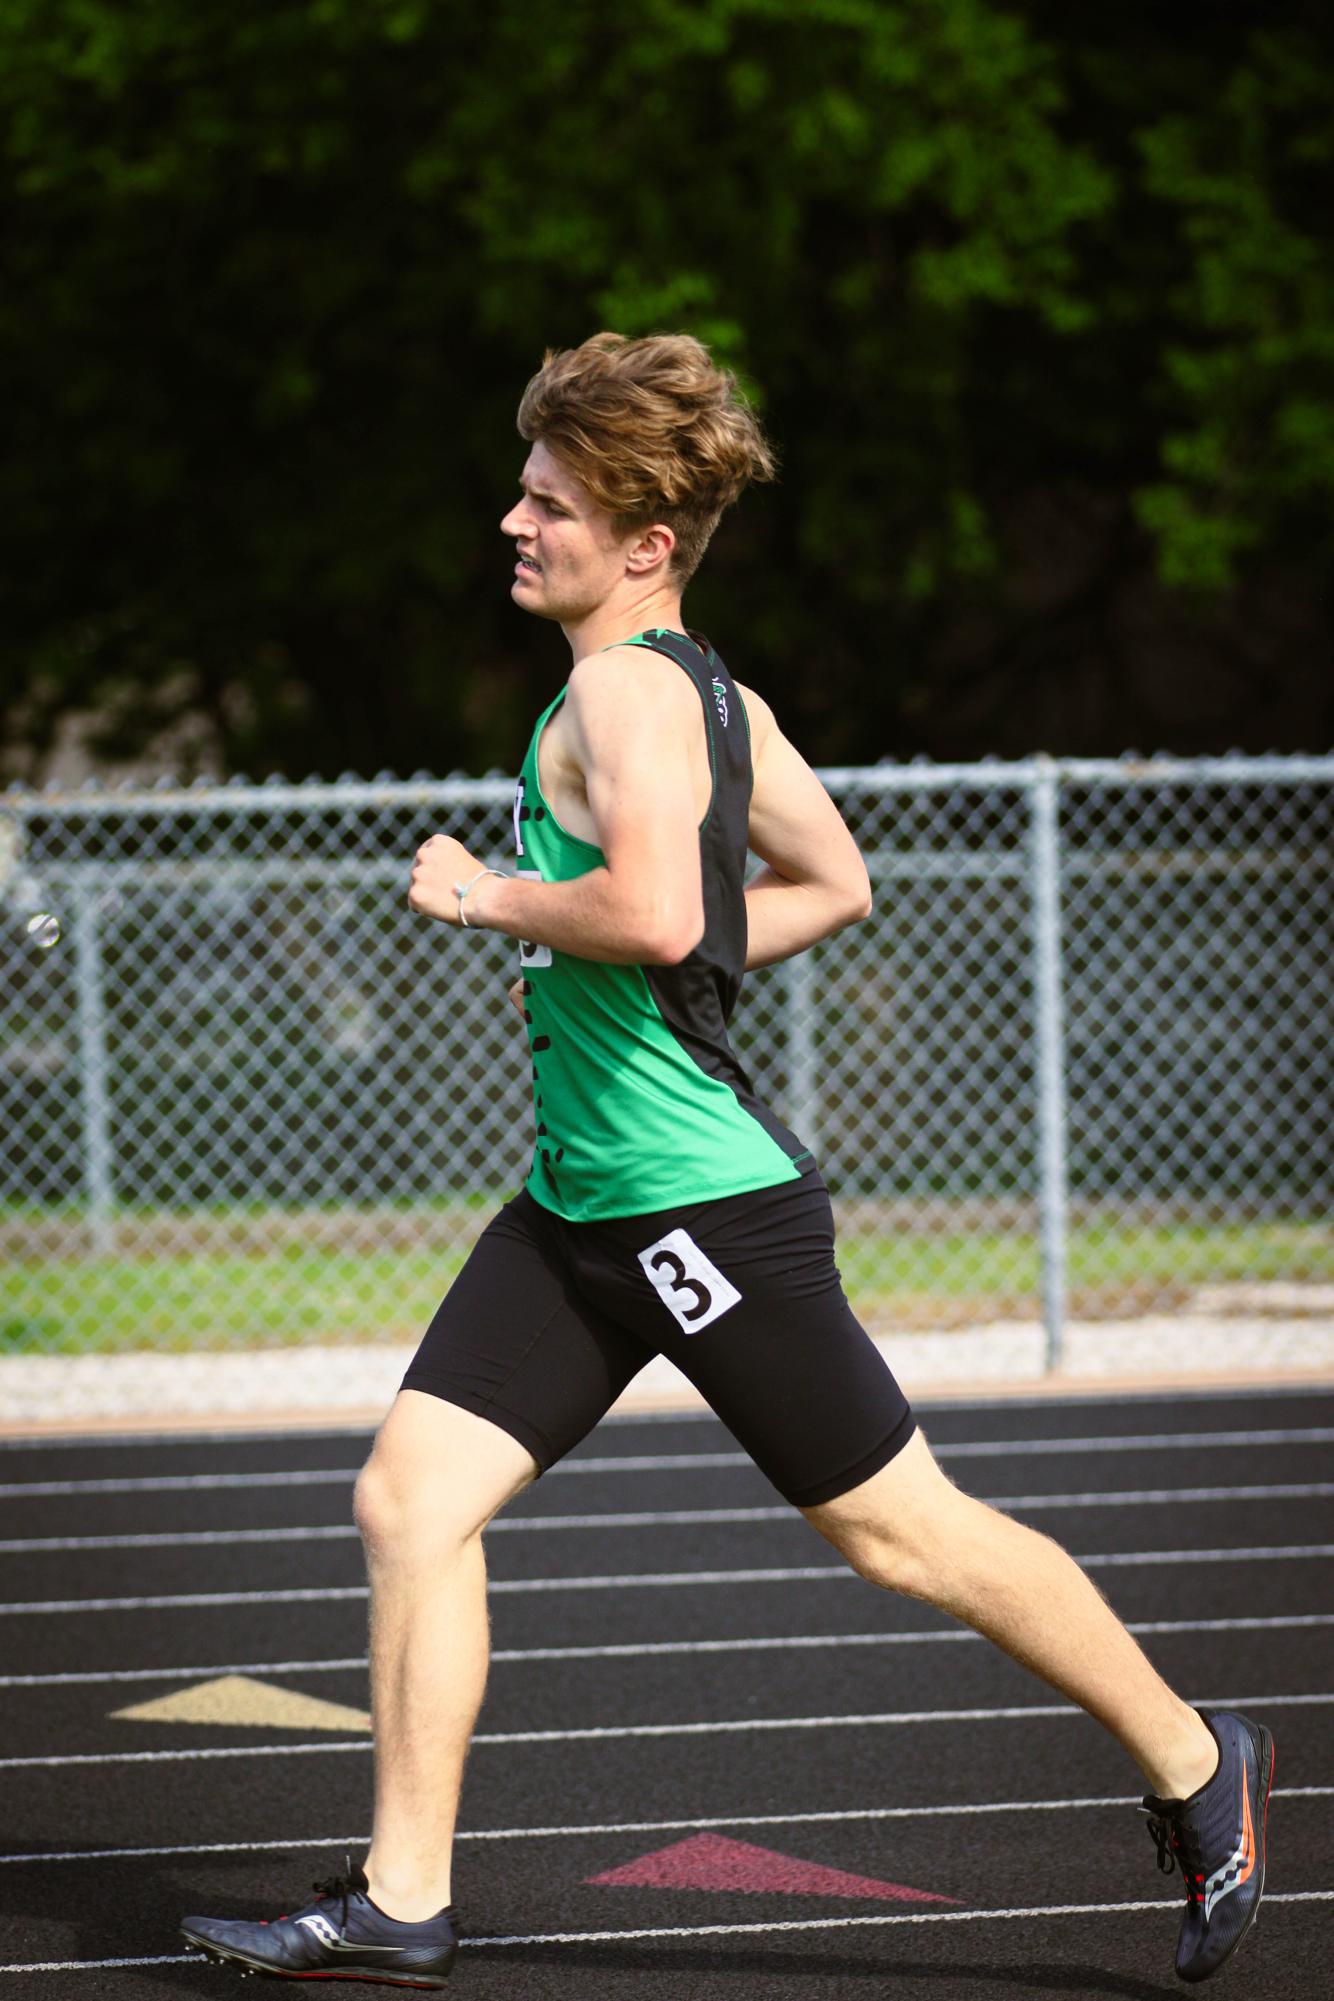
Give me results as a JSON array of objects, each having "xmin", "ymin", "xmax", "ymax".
[{"xmin": 183, "ymin": 333, "xmax": 1271, "ymax": 1987}]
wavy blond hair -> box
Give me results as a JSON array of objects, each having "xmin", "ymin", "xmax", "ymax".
[{"xmin": 516, "ymin": 332, "xmax": 776, "ymax": 581}]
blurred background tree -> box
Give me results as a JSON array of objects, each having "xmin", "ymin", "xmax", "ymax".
[{"xmin": 1, "ymin": 0, "xmax": 1329, "ymax": 780}]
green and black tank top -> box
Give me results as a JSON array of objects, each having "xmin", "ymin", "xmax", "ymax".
[{"xmin": 513, "ymin": 627, "xmax": 813, "ymax": 1222}]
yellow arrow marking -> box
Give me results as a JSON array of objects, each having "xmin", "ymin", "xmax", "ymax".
[{"xmin": 112, "ymin": 1675, "xmax": 371, "ymax": 1732}]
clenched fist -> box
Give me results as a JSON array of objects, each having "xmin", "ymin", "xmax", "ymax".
[{"xmin": 407, "ymin": 833, "xmax": 487, "ymax": 926}]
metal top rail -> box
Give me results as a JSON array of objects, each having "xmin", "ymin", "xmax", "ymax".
[{"xmin": 3, "ymin": 753, "xmax": 1332, "ymax": 819}]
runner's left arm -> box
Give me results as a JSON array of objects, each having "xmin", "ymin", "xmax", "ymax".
[{"xmin": 739, "ymin": 683, "xmax": 871, "ymax": 971}]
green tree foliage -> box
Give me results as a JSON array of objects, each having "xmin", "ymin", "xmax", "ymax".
[
  {"xmin": 0, "ymin": 1, "xmax": 1329, "ymax": 776},
  {"xmin": 1135, "ymin": 28, "xmax": 1334, "ymax": 589}
]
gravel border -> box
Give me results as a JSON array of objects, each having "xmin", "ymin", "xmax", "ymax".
[{"xmin": 3, "ymin": 1314, "xmax": 1333, "ymax": 1433}]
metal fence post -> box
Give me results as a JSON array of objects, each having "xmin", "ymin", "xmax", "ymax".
[
  {"xmin": 786, "ymin": 951, "xmax": 819, "ymax": 1156},
  {"xmin": 1029, "ymin": 760, "xmax": 1070, "ymax": 1371},
  {"xmin": 73, "ymin": 878, "xmax": 115, "ymax": 1256},
  {"xmin": 3, "ymin": 758, "xmax": 1328, "ymax": 1417}
]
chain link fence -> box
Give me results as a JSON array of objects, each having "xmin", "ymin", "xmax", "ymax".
[{"xmin": 2, "ymin": 757, "xmax": 1331, "ymax": 1420}]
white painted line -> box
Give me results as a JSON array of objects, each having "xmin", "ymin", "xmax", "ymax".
[
  {"xmin": 0, "ymin": 1956, "xmax": 199, "ymax": 1974},
  {"xmin": 0, "ymin": 1385, "xmax": 1322, "ymax": 1460},
  {"xmin": 0, "ymin": 1836, "xmax": 380, "ymax": 1866},
  {"xmin": 462, "ymin": 1889, "xmax": 1334, "ymax": 1949},
  {"xmin": 4, "ymin": 1542, "xmax": 1334, "ymax": 1617},
  {"xmin": 0, "ymin": 1453, "xmax": 749, "ymax": 1497},
  {"xmin": 941, "ymin": 1426, "xmax": 1334, "ymax": 1460},
  {"xmin": 0, "ymin": 1469, "xmax": 357, "ymax": 1499},
  {"xmin": 1008, "ymin": 1482, "xmax": 1334, "ymax": 1508},
  {"xmin": 464, "ymin": 1889, "xmax": 1334, "ymax": 1948},
  {"xmin": 0, "ymin": 1655, "xmax": 372, "ymax": 1690},
  {"xmin": 5, "ymin": 1610, "xmax": 1331, "ymax": 1691},
  {"xmin": 1085, "ymin": 1544, "xmax": 1334, "ymax": 1569},
  {"xmin": 0, "ymin": 1427, "xmax": 375, "ymax": 1453},
  {"xmin": 6, "ymin": 1481, "xmax": 1332, "ymax": 1554},
  {"xmin": 7, "ymin": 1892, "xmax": 1333, "ymax": 1970},
  {"xmin": 0, "ymin": 1524, "xmax": 360, "ymax": 1554},
  {"xmin": 0, "ymin": 1584, "xmax": 373, "ymax": 1616},
  {"xmin": 4, "ymin": 1691, "xmax": 1327, "ymax": 1771},
  {"xmin": 1, "ymin": 1740, "xmax": 373, "ymax": 1770},
  {"xmin": 5, "ymin": 1785, "xmax": 1330, "ymax": 1868},
  {"xmin": 480, "ymin": 1610, "xmax": 1334, "ymax": 1666},
  {"xmin": 7, "ymin": 1427, "xmax": 1333, "ymax": 1498},
  {"xmin": 0, "ymin": 1407, "xmax": 721, "ymax": 1457}
]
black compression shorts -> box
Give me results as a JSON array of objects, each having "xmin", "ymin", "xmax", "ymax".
[{"xmin": 401, "ymin": 1170, "xmax": 915, "ymax": 1508}]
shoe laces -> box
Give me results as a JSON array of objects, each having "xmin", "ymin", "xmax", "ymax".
[
  {"xmin": 1142, "ymin": 1801, "xmax": 1205, "ymax": 1907},
  {"xmin": 307, "ymin": 1856, "xmax": 365, "ymax": 1934}
]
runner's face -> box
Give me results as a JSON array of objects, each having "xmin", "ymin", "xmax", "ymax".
[{"xmin": 501, "ymin": 442, "xmax": 633, "ymax": 624}]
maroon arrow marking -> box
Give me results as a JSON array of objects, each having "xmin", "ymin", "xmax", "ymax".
[{"xmin": 585, "ymin": 1833, "xmax": 958, "ymax": 1902}]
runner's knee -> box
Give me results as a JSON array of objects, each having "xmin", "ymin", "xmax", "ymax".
[
  {"xmin": 353, "ymin": 1393, "xmax": 537, "ymax": 1559},
  {"xmin": 803, "ymin": 1430, "xmax": 965, "ymax": 1596},
  {"xmin": 353, "ymin": 1451, "xmax": 448, "ymax": 1559},
  {"xmin": 352, "ymin": 1439, "xmax": 488, "ymax": 1561},
  {"xmin": 838, "ymin": 1525, "xmax": 946, "ymax": 1599}
]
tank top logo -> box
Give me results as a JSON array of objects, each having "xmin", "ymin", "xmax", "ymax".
[
  {"xmin": 712, "ymin": 678, "xmax": 729, "ymax": 728},
  {"xmin": 513, "ymin": 776, "xmax": 526, "ymax": 858}
]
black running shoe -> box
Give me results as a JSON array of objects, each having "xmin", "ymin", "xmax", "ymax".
[
  {"xmin": 181, "ymin": 1860, "xmax": 458, "ymax": 1987},
  {"xmin": 1141, "ymin": 1708, "xmax": 1274, "ymax": 1984}
]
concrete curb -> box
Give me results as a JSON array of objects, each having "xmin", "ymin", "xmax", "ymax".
[{"xmin": 3, "ymin": 1315, "xmax": 1332, "ymax": 1436}]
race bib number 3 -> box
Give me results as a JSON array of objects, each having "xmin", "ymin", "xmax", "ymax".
[{"xmin": 637, "ymin": 1228, "xmax": 742, "ymax": 1335}]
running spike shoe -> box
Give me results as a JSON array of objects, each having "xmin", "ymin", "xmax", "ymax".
[
  {"xmin": 1141, "ymin": 1708, "xmax": 1274, "ymax": 1984},
  {"xmin": 181, "ymin": 1859, "xmax": 458, "ymax": 1987}
]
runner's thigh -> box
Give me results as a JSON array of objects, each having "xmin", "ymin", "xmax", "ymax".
[
  {"xmin": 402, "ymin": 1191, "xmax": 647, "ymax": 1474},
  {"xmin": 571, "ymin": 1174, "xmax": 916, "ymax": 1507}
]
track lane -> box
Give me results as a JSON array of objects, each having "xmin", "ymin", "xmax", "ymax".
[{"xmin": 3, "ymin": 1387, "xmax": 1330, "ymax": 2000}]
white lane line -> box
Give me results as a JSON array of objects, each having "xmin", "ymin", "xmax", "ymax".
[
  {"xmin": 1010, "ymin": 1482, "xmax": 1334, "ymax": 1507},
  {"xmin": 467, "ymin": 1889, "xmax": 1334, "ymax": 1948},
  {"xmin": 0, "ymin": 1429, "xmax": 373, "ymax": 1454},
  {"xmin": 0, "ymin": 1453, "xmax": 748, "ymax": 1497},
  {"xmin": 0, "ymin": 1525, "xmax": 356, "ymax": 1553},
  {"xmin": 0, "ymin": 1655, "xmax": 371, "ymax": 1690},
  {"xmin": 464, "ymin": 1890, "xmax": 1334, "ymax": 1948},
  {"xmin": 6, "ymin": 1482, "xmax": 1333, "ymax": 1554},
  {"xmin": 482, "ymin": 1611, "xmax": 1334, "ymax": 1664},
  {"xmin": 8, "ymin": 1892, "xmax": 1334, "ymax": 1971},
  {"xmin": 1, "ymin": 1957, "xmax": 199, "ymax": 1975},
  {"xmin": 3, "ymin": 1691, "xmax": 1328, "ymax": 1771},
  {"xmin": 0, "ymin": 1386, "xmax": 1322, "ymax": 1461},
  {"xmin": 0, "ymin": 1584, "xmax": 372, "ymax": 1616},
  {"xmin": 0, "ymin": 1457, "xmax": 731, "ymax": 1499},
  {"xmin": 6, "ymin": 1610, "xmax": 1332, "ymax": 1691},
  {"xmin": 0, "ymin": 1408, "xmax": 709, "ymax": 1457},
  {"xmin": 5, "ymin": 1785, "xmax": 1331, "ymax": 1868},
  {"xmin": 8, "ymin": 1427, "xmax": 1334, "ymax": 1499},
  {"xmin": 1086, "ymin": 1544, "xmax": 1334, "ymax": 1568},
  {"xmin": 0, "ymin": 1469, "xmax": 359, "ymax": 1499},
  {"xmin": 5, "ymin": 1543, "xmax": 1334, "ymax": 1618},
  {"xmin": 942, "ymin": 1427, "xmax": 1334, "ymax": 1459}
]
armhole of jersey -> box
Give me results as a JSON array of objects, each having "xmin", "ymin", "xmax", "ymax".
[
  {"xmin": 624, "ymin": 629, "xmax": 720, "ymax": 833},
  {"xmin": 697, "ymin": 676, "xmax": 719, "ymax": 834}
]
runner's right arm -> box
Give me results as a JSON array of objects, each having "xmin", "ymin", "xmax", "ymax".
[
  {"xmin": 411, "ymin": 650, "xmax": 706, "ymax": 965},
  {"xmin": 738, "ymin": 683, "xmax": 872, "ymax": 971}
]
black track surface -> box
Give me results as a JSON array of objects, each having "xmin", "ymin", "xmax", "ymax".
[{"xmin": 2, "ymin": 1384, "xmax": 1331, "ymax": 1999}]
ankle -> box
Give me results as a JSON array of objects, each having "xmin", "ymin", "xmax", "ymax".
[
  {"xmin": 362, "ymin": 1861, "xmax": 452, "ymax": 1923},
  {"xmin": 1146, "ymin": 1710, "xmax": 1219, "ymax": 1802}
]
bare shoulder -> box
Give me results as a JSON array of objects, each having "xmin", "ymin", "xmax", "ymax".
[
  {"xmin": 563, "ymin": 647, "xmax": 703, "ymax": 786},
  {"xmin": 572, "ymin": 648, "xmax": 700, "ymax": 704},
  {"xmin": 733, "ymin": 679, "xmax": 779, "ymax": 760},
  {"xmin": 567, "ymin": 645, "xmax": 699, "ymax": 726}
]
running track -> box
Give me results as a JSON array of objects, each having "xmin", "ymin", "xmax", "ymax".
[{"xmin": 2, "ymin": 1383, "xmax": 1331, "ymax": 1998}]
